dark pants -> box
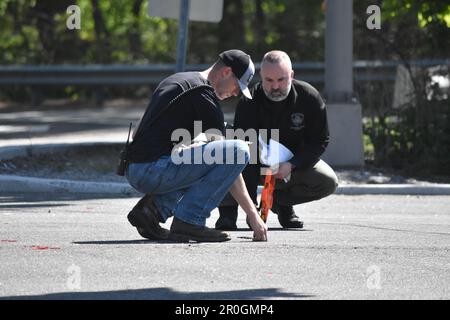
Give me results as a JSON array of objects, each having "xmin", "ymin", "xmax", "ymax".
[{"xmin": 219, "ymin": 159, "xmax": 338, "ymax": 209}]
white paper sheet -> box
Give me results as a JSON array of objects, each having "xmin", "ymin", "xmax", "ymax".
[{"xmin": 258, "ymin": 134, "xmax": 294, "ymax": 167}]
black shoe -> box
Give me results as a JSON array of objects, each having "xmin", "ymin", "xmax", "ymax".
[
  {"xmin": 271, "ymin": 203, "xmax": 303, "ymax": 229},
  {"xmin": 215, "ymin": 206, "xmax": 238, "ymax": 230},
  {"xmin": 127, "ymin": 195, "xmax": 169, "ymax": 240},
  {"xmin": 169, "ymin": 217, "xmax": 231, "ymax": 242}
]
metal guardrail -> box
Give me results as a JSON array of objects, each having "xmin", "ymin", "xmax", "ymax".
[
  {"xmin": 0, "ymin": 60, "xmax": 448, "ymax": 86},
  {"xmin": 0, "ymin": 60, "xmax": 447, "ymax": 105}
]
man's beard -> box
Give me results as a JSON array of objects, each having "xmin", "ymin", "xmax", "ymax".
[{"xmin": 263, "ymin": 83, "xmax": 291, "ymax": 102}]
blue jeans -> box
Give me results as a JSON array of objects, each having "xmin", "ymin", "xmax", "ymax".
[{"xmin": 126, "ymin": 140, "xmax": 250, "ymax": 226}]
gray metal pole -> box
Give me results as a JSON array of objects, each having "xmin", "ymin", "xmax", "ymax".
[
  {"xmin": 325, "ymin": 0, "xmax": 354, "ymax": 103},
  {"xmin": 176, "ymin": 0, "xmax": 190, "ymax": 72}
]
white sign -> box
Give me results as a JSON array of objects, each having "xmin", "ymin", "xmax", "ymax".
[{"xmin": 149, "ymin": 0, "xmax": 223, "ymax": 23}]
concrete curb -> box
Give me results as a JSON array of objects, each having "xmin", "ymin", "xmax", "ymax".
[
  {"xmin": 0, "ymin": 175, "xmax": 138, "ymax": 195},
  {"xmin": 335, "ymin": 184, "xmax": 450, "ymax": 195},
  {"xmin": 1, "ymin": 174, "xmax": 450, "ymax": 195}
]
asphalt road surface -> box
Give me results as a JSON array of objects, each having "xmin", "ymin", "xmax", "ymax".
[{"xmin": 0, "ymin": 193, "xmax": 449, "ymax": 300}]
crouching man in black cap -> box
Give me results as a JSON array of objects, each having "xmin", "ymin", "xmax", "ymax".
[
  {"xmin": 124, "ymin": 49, "xmax": 267, "ymax": 242},
  {"xmin": 216, "ymin": 50, "xmax": 338, "ymax": 230}
]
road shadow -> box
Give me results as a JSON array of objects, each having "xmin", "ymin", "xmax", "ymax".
[
  {"xmin": 73, "ymin": 230, "xmax": 313, "ymax": 245},
  {"xmin": 231, "ymin": 226, "xmax": 312, "ymax": 232},
  {"xmin": 73, "ymin": 239, "xmax": 177, "ymax": 245},
  {"xmin": 0, "ymin": 287, "xmax": 314, "ymax": 300},
  {"xmin": 73, "ymin": 239, "xmax": 262, "ymax": 245},
  {"xmin": 266, "ymin": 227, "xmax": 312, "ymax": 232}
]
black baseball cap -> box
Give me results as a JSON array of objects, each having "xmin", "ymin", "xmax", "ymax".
[{"xmin": 219, "ymin": 49, "xmax": 255, "ymax": 99}]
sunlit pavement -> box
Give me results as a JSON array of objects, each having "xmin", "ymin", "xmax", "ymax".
[{"xmin": 0, "ymin": 193, "xmax": 449, "ymax": 300}]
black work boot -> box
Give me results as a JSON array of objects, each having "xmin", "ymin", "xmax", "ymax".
[
  {"xmin": 169, "ymin": 217, "xmax": 231, "ymax": 242},
  {"xmin": 127, "ymin": 195, "xmax": 169, "ymax": 240},
  {"xmin": 215, "ymin": 206, "xmax": 238, "ymax": 230},
  {"xmin": 271, "ymin": 203, "xmax": 304, "ymax": 229}
]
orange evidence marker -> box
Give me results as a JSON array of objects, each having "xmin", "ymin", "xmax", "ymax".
[{"xmin": 259, "ymin": 170, "xmax": 275, "ymax": 223}]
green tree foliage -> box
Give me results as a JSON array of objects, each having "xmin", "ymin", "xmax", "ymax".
[
  {"xmin": 0, "ymin": 0, "xmax": 448, "ymax": 174},
  {"xmin": 0, "ymin": 0, "xmax": 179, "ymax": 64},
  {"xmin": 354, "ymin": 0, "xmax": 450, "ymax": 176},
  {"xmin": 0, "ymin": 0, "xmax": 326, "ymax": 65},
  {"xmin": 0, "ymin": 0, "xmax": 448, "ymax": 64}
]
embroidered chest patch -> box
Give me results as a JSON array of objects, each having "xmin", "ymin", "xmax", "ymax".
[{"xmin": 290, "ymin": 113, "xmax": 305, "ymax": 130}]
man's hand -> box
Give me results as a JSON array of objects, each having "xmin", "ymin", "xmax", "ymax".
[
  {"xmin": 247, "ymin": 213, "xmax": 268, "ymax": 241},
  {"xmin": 273, "ymin": 162, "xmax": 294, "ymax": 180},
  {"xmin": 229, "ymin": 173, "xmax": 268, "ymax": 242}
]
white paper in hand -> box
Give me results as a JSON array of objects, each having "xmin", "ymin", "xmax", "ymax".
[
  {"xmin": 192, "ymin": 132, "xmax": 208, "ymax": 144},
  {"xmin": 258, "ymin": 134, "xmax": 294, "ymax": 167}
]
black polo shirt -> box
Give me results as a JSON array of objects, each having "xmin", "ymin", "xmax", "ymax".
[{"xmin": 129, "ymin": 72, "xmax": 224, "ymax": 163}]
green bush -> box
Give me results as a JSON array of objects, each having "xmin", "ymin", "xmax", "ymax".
[{"xmin": 364, "ymin": 96, "xmax": 450, "ymax": 176}]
